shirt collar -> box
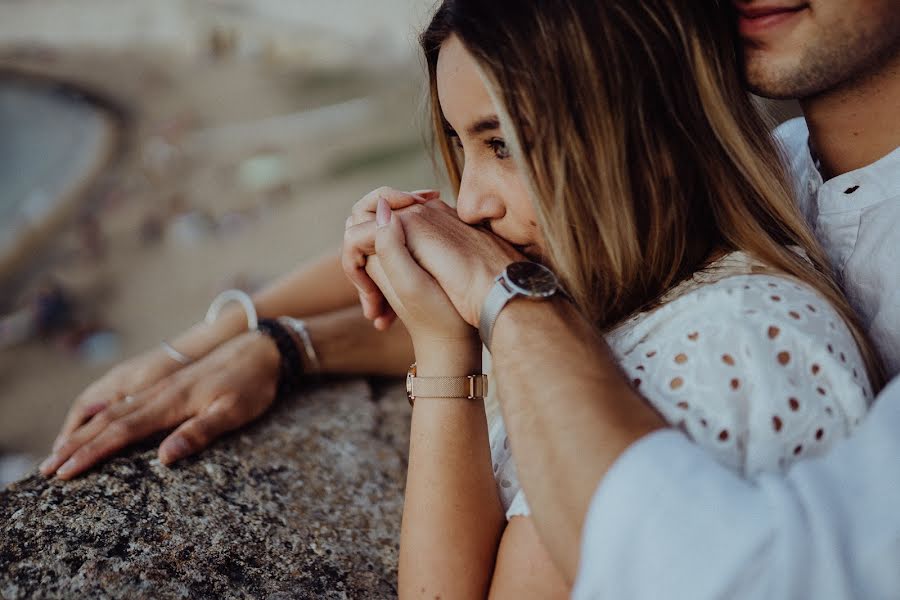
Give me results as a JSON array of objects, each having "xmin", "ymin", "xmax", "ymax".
[{"xmin": 802, "ymin": 138, "xmax": 900, "ymax": 215}]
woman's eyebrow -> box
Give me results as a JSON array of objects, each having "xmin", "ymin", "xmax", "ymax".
[{"xmin": 466, "ymin": 115, "xmax": 501, "ymax": 136}]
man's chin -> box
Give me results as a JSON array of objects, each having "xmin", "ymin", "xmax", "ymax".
[{"xmin": 742, "ymin": 51, "xmax": 807, "ymax": 100}]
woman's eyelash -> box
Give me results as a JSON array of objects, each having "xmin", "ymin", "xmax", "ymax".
[
  {"xmin": 446, "ymin": 134, "xmax": 509, "ymax": 159},
  {"xmin": 486, "ymin": 137, "xmax": 510, "ymax": 159}
]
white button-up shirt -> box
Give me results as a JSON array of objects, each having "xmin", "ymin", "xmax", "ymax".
[
  {"xmin": 778, "ymin": 118, "xmax": 900, "ymax": 377},
  {"xmin": 573, "ymin": 378, "xmax": 900, "ymax": 600},
  {"xmin": 573, "ymin": 121, "xmax": 900, "ymax": 599}
]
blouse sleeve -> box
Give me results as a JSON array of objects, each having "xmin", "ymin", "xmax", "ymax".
[{"xmin": 616, "ymin": 276, "xmax": 872, "ymax": 477}]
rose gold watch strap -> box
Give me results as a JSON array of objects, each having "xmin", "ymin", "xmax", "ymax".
[{"xmin": 409, "ymin": 374, "xmax": 488, "ymax": 401}]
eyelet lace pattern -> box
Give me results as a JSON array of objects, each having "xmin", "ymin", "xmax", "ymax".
[{"xmin": 487, "ymin": 253, "xmax": 872, "ymax": 519}]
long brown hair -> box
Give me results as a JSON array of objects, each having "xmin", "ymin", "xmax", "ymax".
[{"xmin": 421, "ymin": 0, "xmax": 885, "ymax": 390}]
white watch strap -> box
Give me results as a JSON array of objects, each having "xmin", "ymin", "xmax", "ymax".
[{"xmin": 479, "ymin": 277, "xmax": 515, "ymax": 351}]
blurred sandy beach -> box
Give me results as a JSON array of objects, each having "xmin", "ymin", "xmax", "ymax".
[{"xmin": 0, "ymin": 0, "xmax": 439, "ymax": 481}]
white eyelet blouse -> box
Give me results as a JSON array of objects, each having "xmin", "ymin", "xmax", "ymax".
[{"xmin": 486, "ymin": 252, "xmax": 873, "ymax": 519}]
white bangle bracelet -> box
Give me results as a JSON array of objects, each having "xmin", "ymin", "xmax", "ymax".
[
  {"xmin": 278, "ymin": 316, "xmax": 320, "ymax": 373},
  {"xmin": 205, "ymin": 289, "xmax": 258, "ymax": 331}
]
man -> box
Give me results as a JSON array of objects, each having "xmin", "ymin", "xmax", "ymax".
[
  {"xmin": 568, "ymin": 1, "xmax": 900, "ymax": 597},
  {"xmin": 749, "ymin": 0, "xmax": 900, "ymax": 377}
]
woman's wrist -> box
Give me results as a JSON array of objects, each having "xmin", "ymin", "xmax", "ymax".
[
  {"xmin": 413, "ymin": 336, "xmax": 482, "ymax": 377},
  {"xmin": 167, "ymin": 305, "xmax": 249, "ymax": 363}
]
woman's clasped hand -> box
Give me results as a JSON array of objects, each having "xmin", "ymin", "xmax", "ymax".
[{"xmin": 342, "ymin": 188, "xmax": 524, "ymax": 344}]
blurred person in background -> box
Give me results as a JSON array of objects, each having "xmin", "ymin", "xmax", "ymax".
[{"xmin": 40, "ymin": 0, "xmax": 898, "ymax": 597}]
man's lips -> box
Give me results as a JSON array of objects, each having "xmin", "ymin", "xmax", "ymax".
[{"xmin": 735, "ymin": 3, "xmax": 809, "ymax": 38}]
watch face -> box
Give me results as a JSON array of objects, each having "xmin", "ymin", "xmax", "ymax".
[{"xmin": 505, "ymin": 261, "xmax": 559, "ymax": 297}]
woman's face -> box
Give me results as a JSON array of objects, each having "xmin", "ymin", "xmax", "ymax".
[{"xmin": 436, "ymin": 35, "xmax": 543, "ymax": 258}]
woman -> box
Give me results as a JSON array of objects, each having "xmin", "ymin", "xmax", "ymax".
[
  {"xmin": 43, "ymin": 0, "xmax": 882, "ymax": 596},
  {"xmin": 339, "ymin": 0, "xmax": 884, "ymax": 596}
]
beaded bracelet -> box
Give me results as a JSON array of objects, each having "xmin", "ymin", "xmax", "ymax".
[{"xmin": 257, "ymin": 318, "xmax": 304, "ymax": 399}]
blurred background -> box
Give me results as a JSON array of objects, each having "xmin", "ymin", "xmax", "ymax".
[{"xmin": 0, "ymin": 0, "xmax": 439, "ymax": 485}]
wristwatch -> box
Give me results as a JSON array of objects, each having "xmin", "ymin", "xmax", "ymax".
[
  {"xmin": 479, "ymin": 261, "xmax": 560, "ymax": 350},
  {"xmin": 406, "ymin": 363, "xmax": 488, "ymax": 407}
]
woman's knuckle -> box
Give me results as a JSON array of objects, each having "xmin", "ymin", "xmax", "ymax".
[
  {"xmin": 106, "ymin": 421, "xmax": 132, "ymax": 442},
  {"xmin": 341, "ymin": 253, "xmax": 359, "ymax": 276},
  {"xmin": 182, "ymin": 423, "xmax": 208, "ymax": 446},
  {"xmin": 163, "ymin": 387, "xmax": 187, "ymax": 406},
  {"xmin": 344, "ymin": 225, "xmax": 365, "ymax": 247},
  {"xmin": 88, "ymin": 411, "xmax": 112, "ymax": 429},
  {"xmin": 75, "ymin": 444, "xmax": 101, "ymax": 465},
  {"xmin": 409, "ymin": 204, "xmax": 429, "ymax": 219},
  {"xmin": 57, "ymin": 439, "xmax": 79, "ymax": 457}
]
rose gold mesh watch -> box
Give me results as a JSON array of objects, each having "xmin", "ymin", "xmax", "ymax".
[{"xmin": 405, "ymin": 363, "xmax": 488, "ymax": 407}]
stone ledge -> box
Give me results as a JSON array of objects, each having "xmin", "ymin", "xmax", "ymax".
[{"xmin": 0, "ymin": 378, "xmax": 410, "ymax": 599}]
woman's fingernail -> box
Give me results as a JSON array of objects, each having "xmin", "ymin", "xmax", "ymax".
[
  {"xmin": 376, "ymin": 198, "xmax": 391, "ymax": 228},
  {"xmin": 56, "ymin": 458, "xmax": 77, "ymax": 477},
  {"xmin": 39, "ymin": 455, "xmax": 57, "ymax": 475},
  {"xmin": 162, "ymin": 437, "xmax": 190, "ymax": 464}
]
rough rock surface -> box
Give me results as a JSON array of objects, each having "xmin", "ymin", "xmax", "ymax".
[{"xmin": 0, "ymin": 378, "xmax": 411, "ymax": 599}]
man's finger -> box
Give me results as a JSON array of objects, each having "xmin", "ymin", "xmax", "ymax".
[{"xmin": 158, "ymin": 395, "xmax": 244, "ymax": 465}]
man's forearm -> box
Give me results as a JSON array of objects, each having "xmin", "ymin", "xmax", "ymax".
[{"xmin": 490, "ymin": 296, "xmax": 664, "ymax": 581}]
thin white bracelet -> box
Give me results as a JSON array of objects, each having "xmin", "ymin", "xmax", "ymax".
[
  {"xmin": 205, "ymin": 289, "xmax": 258, "ymax": 331},
  {"xmin": 161, "ymin": 340, "xmax": 194, "ymax": 365},
  {"xmin": 278, "ymin": 316, "xmax": 320, "ymax": 373}
]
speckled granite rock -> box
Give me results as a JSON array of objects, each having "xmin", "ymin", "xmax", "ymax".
[{"xmin": 0, "ymin": 379, "xmax": 411, "ymax": 599}]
